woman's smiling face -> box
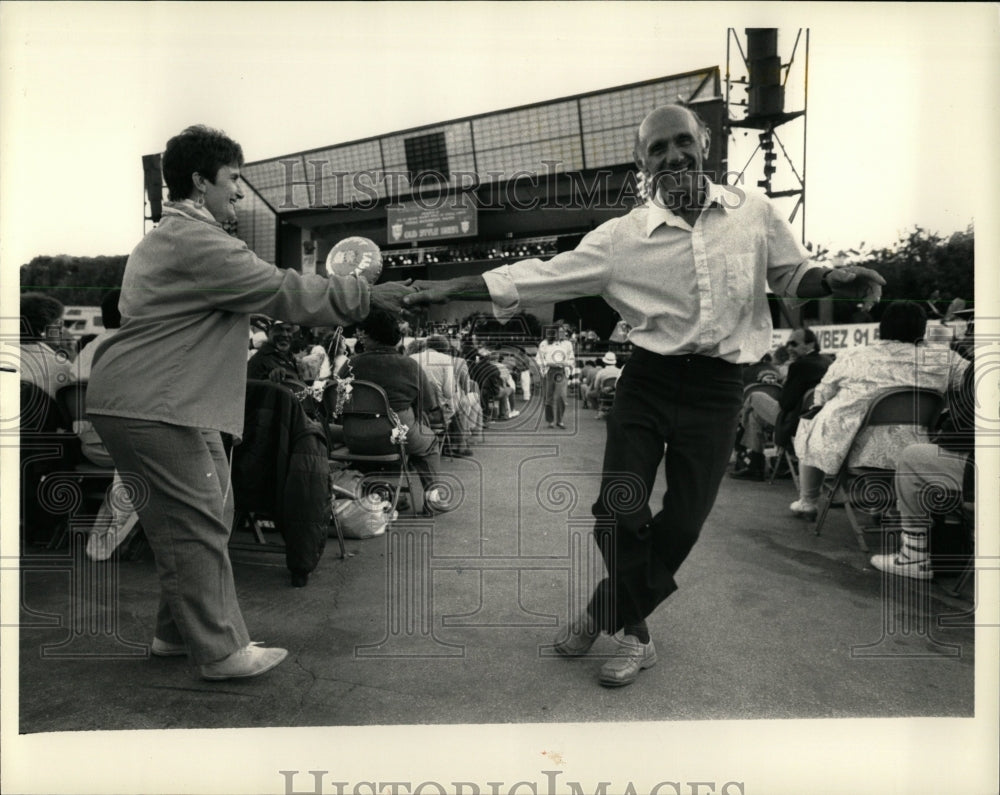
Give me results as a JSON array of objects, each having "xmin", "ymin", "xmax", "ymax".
[{"xmin": 199, "ymin": 163, "xmax": 244, "ymax": 223}]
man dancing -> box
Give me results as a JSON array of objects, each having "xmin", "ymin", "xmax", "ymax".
[{"xmin": 405, "ymin": 104, "xmax": 884, "ymax": 687}]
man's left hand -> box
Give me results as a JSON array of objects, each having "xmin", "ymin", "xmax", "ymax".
[{"xmin": 827, "ymin": 266, "xmax": 885, "ymax": 311}]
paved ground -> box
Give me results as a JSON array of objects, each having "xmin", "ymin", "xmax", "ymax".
[{"xmin": 8, "ymin": 390, "xmax": 993, "ymax": 793}]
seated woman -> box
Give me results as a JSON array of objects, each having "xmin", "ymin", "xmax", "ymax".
[
  {"xmin": 342, "ymin": 307, "xmax": 450, "ymax": 513},
  {"xmin": 790, "ymin": 302, "xmax": 969, "ymax": 519}
]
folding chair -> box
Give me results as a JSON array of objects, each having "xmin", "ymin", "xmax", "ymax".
[
  {"xmin": 812, "ymin": 387, "xmax": 944, "ymax": 551},
  {"xmin": 20, "ymin": 380, "xmax": 73, "ymax": 547},
  {"xmin": 596, "ymin": 377, "xmax": 618, "ymax": 419},
  {"xmin": 767, "ymin": 388, "xmax": 816, "ymax": 488},
  {"xmin": 736, "ymin": 381, "xmax": 783, "ymax": 475},
  {"xmin": 46, "ymin": 383, "xmax": 137, "ymax": 553},
  {"xmin": 326, "ymin": 380, "xmax": 418, "ymax": 515}
]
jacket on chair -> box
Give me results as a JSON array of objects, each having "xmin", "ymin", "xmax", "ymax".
[{"xmin": 232, "ymin": 380, "xmax": 330, "ymax": 575}]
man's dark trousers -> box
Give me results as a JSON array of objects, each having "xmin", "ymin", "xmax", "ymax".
[{"xmin": 587, "ymin": 348, "xmax": 744, "ymax": 634}]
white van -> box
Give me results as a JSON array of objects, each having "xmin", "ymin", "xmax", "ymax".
[{"xmin": 62, "ymin": 306, "xmax": 104, "ymax": 339}]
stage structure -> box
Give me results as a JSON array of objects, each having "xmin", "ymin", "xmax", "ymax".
[
  {"xmin": 726, "ymin": 27, "xmax": 808, "ymax": 238},
  {"xmin": 725, "ymin": 27, "xmax": 827, "ymax": 325},
  {"xmin": 141, "ymin": 69, "xmax": 731, "ymax": 336}
]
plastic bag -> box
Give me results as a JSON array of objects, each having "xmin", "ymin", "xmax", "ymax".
[
  {"xmin": 329, "ymin": 467, "xmax": 364, "ymax": 498},
  {"xmin": 331, "ymin": 494, "xmax": 397, "ymax": 539}
]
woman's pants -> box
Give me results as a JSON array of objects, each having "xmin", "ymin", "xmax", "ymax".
[{"xmin": 91, "ymin": 416, "xmax": 250, "ymax": 664}]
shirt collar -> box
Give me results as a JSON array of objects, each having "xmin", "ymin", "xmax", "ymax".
[
  {"xmin": 162, "ymin": 200, "xmax": 221, "ymax": 226},
  {"xmin": 644, "ymin": 180, "xmax": 732, "ymax": 237}
]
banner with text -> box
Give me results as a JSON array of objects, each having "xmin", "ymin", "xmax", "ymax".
[
  {"xmin": 387, "ymin": 194, "xmax": 478, "ymax": 244},
  {"xmin": 772, "ymin": 323, "xmax": 880, "ymax": 351},
  {"xmin": 772, "ymin": 321, "xmax": 961, "ymax": 352}
]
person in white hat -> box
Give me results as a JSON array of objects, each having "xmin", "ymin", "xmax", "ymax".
[{"xmin": 586, "ymin": 351, "xmax": 623, "ymax": 417}]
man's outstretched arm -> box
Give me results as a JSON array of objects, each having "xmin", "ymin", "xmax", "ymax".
[{"xmin": 403, "ymin": 275, "xmax": 492, "ymax": 307}]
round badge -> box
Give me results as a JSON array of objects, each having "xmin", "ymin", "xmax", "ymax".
[{"xmin": 325, "ymin": 237, "xmax": 383, "ymax": 283}]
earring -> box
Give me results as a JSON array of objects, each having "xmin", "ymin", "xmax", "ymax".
[{"xmin": 194, "ymin": 193, "xmax": 205, "ymax": 207}]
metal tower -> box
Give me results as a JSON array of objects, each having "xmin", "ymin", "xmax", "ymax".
[{"xmin": 725, "ymin": 28, "xmax": 809, "ymax": 243}]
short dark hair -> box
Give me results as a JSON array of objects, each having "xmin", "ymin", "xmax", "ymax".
[
  {"xmin": 161, "ymin": 125, "xmax": 244, "ymax": 201},
  {"xmin": 800, "ymin": 325, "xmax": 820, "ymax": 352},
  {"xmin": 20, "ymin": 292, "xmax": 64, "ymax": 339},
  {"xmin": 359, "ymin": 307, "xmax": 402, "ymax": 346},
  {"xmin": 100, "ymin": 289, "xmax": 122, "ymax": 330},
  {"xmin": 879, "ymin": 302, "xmax": 927, "ymax": 344}
]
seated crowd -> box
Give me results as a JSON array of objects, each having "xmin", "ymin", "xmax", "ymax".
[
  {"xmin": 727, "ymin": 302, "xmax": 975, "ymax": 583},
  {"xmin": 20, "ymin": 288, "xmax": 976, "ymax": 591}
]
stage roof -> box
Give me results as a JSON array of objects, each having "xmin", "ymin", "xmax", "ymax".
[{"xmin": 239, "ymin": 67, "xmax": 722, "ymax": 214}]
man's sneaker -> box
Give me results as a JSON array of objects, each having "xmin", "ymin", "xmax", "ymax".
[
  {"xmin": 599, "ymin": 634, "xmax": 657, "ymax": 688},
  {"xmin": 870, "ymin": 552, "xmax": 932, "ymax": 581},
  {"xmin": 789, "ymin": 499, "xmax": 818, "ymax": 520},
  {"xmin": 553, "ymin": 613, "xmax": 601, "ymax": 657},
  {"xmin": 508, "ymin": 410, "xmax": 521, "ymax": 419},
  {"xmin": 150, "ymin": 637, "xmax": 187, "ymax": 657},
  {"xmin": 200, "ymin": 643, "xmax": 288, "ymax": 681},
  {"xmin": 731, "ymin": 451, "xmax": 766, "ymax": 480},
  {"xmin": 730, "ymin": 466, "xmax": 765, "ymax": 481}
]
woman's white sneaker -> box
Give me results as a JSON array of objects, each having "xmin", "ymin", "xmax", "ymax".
[
  {"xmin": 200, "ymin": 643, "xmax": 288, "ymax": 681},
  {"xmin": 789, "ymin": 499, "xmax": 818, "ymax": 520}
]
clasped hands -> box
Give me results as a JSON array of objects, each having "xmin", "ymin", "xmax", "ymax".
[
  {"xmin": 371, "ymin": 278, "xmax": 455, "ymax": 317},
  {"xmin": 369, "ymin": 278, "xmax": 416, "ymax": 316}
]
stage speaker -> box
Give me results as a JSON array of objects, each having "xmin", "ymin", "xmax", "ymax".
[
  {"xmin": 142, "ymin": 153, "xmax": 163, "ymax": 223},
  {"xmin": 745, "ymin": 28, "xmax": 784, "ymax": 118}
]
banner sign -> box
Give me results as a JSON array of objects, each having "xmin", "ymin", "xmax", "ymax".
[
  {"xmin": 771, "ymin": 321, "xmax": 962, "ymax": 352},
  {"xmin": 771, "ymin": 323, "xmax": 880, "ymax": 351},
  {"xmin": 386, "ymin": 193, "xmax": 477, "ymax": 243}
]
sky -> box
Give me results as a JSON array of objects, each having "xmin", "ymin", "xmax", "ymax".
[{"xmin": 2, "ymin": 1, "xmax": 998, "ymax": 278}]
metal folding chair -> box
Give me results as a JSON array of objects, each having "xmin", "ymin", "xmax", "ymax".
[
  {"xmin": 812, "ymin": 387, "xmax": 944, "ymax": 551},
  {"xmin": 47, "ymin": 383, "xmax": 130, "ymax": 552},
  {"xmin": 596, "ymin": 376, "xmax": 618, "ymax": 419},
  {"xmin": 737, "ymin": 381, "xmax": 783, "ymax": 477},
  {"xmin": 767, "ymin": 388, "xmax": 816, "ymax": 488},
  {"xmin": 326, "ymin": 380, "xmax": 417, "ymax": 515}
]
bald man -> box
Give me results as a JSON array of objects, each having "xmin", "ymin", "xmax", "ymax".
[{"xmin": 405, "ymin": 104, "xmax": 885, "ymax": 688}]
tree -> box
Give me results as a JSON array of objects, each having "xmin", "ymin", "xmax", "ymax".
[
  {"xmin": 814, "ymin": 225, "xmax": 974, "ymax": 323},
  {"xmin": 20, "ymin": 255, "xmax": 128, "ymax": 306}
]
